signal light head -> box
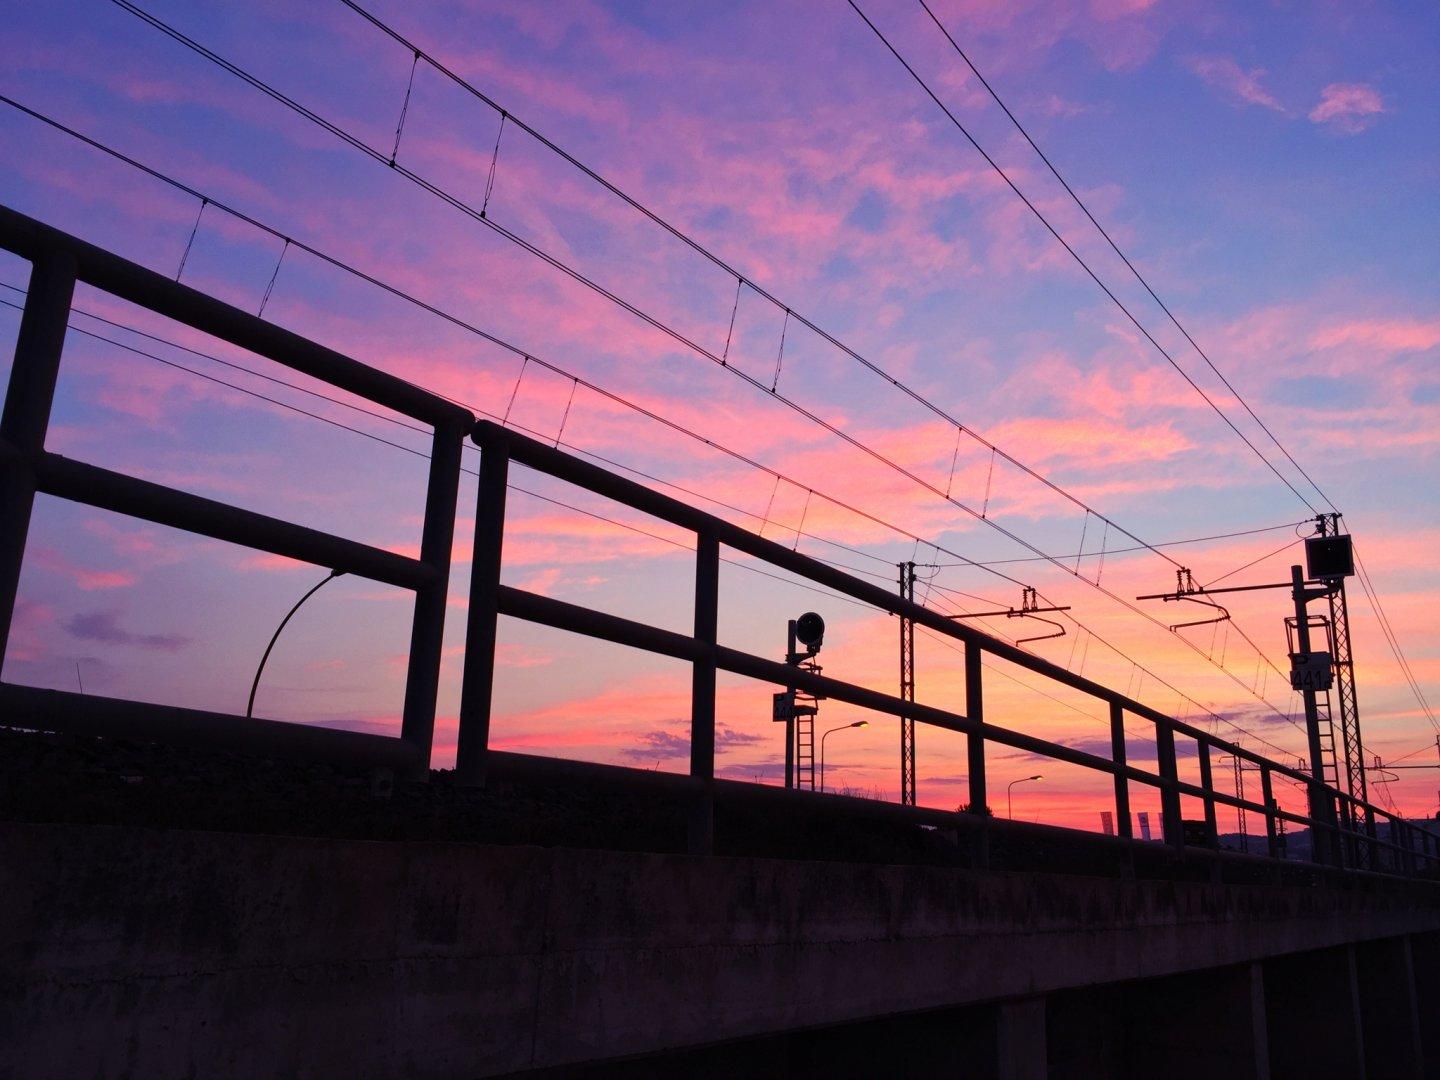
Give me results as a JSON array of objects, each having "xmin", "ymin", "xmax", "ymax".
[{"xmin": 795, "ymin": 611, "xmax": 825, "ymax": 651}]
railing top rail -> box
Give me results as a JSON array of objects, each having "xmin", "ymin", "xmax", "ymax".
[
  {"xmin": 0, "ymin": 205, "xmax": 474, "ymax": 430},
  {"xmin": 474, "ymin": 420, "xmax": 1439, "ymax": 847}
]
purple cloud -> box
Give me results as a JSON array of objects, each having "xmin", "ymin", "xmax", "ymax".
[
  {"xmin": 621, "ymin": 723, "xmax": 763, "ymax": 762},
  {"xmin": 64, "ymin": 609, "xmax": 190, "ymax": 652}
]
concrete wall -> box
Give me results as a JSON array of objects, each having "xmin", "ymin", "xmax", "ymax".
[{"xmin": 3, "ymin": 821, "xmax": 1439, "ymax": 1077}]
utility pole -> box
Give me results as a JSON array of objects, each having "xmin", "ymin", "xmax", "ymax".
[
  {"xmin": 899, "ymin": 561, "xmax": 917, "ymax": 807},
  {"xmin": 1318, "ymin": 514, "xmax": 1367, "ymax": 814},
  {"xmin": 1290, "ymin": 563, "xmax": 1342, "ymax": 865},
  {"xmin": 898, "ymin": 569, "xmax": 1070, "ymax": 807},
  {"xmin": 1136, "ymin": 535, "xmax": 1361, "ymax": 866}
]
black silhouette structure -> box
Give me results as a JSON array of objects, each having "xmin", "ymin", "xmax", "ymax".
[{"xmin": 0, "ymin": 204, "xmax": 1436, "ymax": 877}]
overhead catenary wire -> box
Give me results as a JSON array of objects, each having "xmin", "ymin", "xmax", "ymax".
[
  {"xmin": 5, "ymin": 291, "xmax": 1142, "ymax": 738},
  {"xmin": 932, "ymin": 520, "xmax": 1314, "ymax": 568},
  {"xmin": 0, "ymin": 96, "xmax": 1304, "ymax": 756},
  {"xmin": 846, "ymin": 0, "xmax": 1323, "ymax": 516},
  {"xmin": 914, "ymin": 0, "xmax": 1339, "ymax": 516},
  {"xmin": 1352, "ymin": 543, "xmax": 1438, "ymax": 734},
  {"xmin": 128, "ymin": 0, "xmax": 1204, "ymax": 580},
  {"xmin": 325, "ymin": 0, "xmax": 1209, "ymax": 557},
  {"xmin": 75, "ymin": 17, "xmax": 1308, "ymax": 735},
  {"xmin": 0, "ymin": 273, "xmax": 1298, "ymax": 762},
  {"xmin": 1203, "ymin": 537, "xmax": 1308, "ymax": 589},
  {"xmin": 0, "ymin": 291, "xmax": 893, "ymax": 621}
]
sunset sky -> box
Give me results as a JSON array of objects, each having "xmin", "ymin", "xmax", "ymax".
[{"xmin": 2, "ymin": 0, "xmax": 1436, "ymax": 833}]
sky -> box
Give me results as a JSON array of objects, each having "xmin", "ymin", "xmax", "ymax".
[{"xmin": 1, "ymin": 0, "xmax": 1437, "ymax": 834}]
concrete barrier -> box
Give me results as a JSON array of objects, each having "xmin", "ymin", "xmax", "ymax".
[{"xmin": 2, "ymin": 821, "xmax": 1438, "ymax": 1077}]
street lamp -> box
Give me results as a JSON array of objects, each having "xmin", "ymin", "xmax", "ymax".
[
  {"xmin": 246, "ymin": 569, "xmax": 345, "ymax": 719},
  {"xmin": 819, "ymin": 720, "xmax": 868, "ymax": 793},
  {"xmin": 1007, "ymin": 774, "xmax": 1043, "ymax": 820}
]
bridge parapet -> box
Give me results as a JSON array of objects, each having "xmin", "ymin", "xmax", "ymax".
[{"xmin": 3, "ymin": 819, "xmax": 1438, "ymax": 1076}]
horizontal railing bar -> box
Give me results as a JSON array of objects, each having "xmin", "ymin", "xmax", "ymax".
[
  {"xmin": 499, "ymin": 585, "xmax": 704, "ymax": 664},
  {"xmin": 0, "ymin": 682, "xmax": 419, "ymax": 769},
  {"xmin": 498, "ymin": 584, "xmax": 1163, "ymax": 789},
  {"xmin": 475, "ymin": 426, "xmax": 1295, "ymax": 770},
  {"xmin": 32, "ymin": 452, "xmax": 434, "ymax": 591},
  {"xmin": 501, "ymin": 580, "xmax": 1439, "ymax": 857},
  {"xmin": 479, "ymin": 423, "xmax": 1436, "ymax": 840},
  {"xmin": 0, "ymin": 205, "xmax": 474, "ymax": 429}
]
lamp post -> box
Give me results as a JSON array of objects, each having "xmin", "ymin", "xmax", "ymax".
[
  {"xmin": 820, "ymin": 720, "xmax": 868, "ymax": 793},
  {"xmin": 1007, "ymin": 774, "xmax": 1043, "ymax": 820},
  {"xmin": 246, "ymin": 569, "xmax": 345, "ymax": 719}
]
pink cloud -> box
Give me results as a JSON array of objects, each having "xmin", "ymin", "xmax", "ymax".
[
  {"xmin": 1311, "ymin": 319, "xmax": 1440, "ymax": 354},
  {"xmin": 1308, "ymin": 83, "xmax": 1385, "ymax": 133},
  {"xmin": 1185, "ymin": 55, "xmax": 1285, "ymax": 112},
  {"xmin": 28, "ymin": 548, "xmax": 138, "ymax": 590}
]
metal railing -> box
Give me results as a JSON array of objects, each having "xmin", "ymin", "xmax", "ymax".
[
  {"xmin": 456, "ymin": 421, "xmax": 1439, "ymax": 874},
  {"xmin": 1, "ymin": 204, "xmax": 1435, "ymax": 879},
  {"xmin": 0, "ymin": 205, "xmax": 470, "ymax": 777}
]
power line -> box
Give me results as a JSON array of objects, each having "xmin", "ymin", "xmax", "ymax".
[
  {"xmin": 914, "ymin": 0, "xmax": 1338, "ymax": 515},
  {"xmin": 846, "ymin": 0, "xmax": 1323, "ymax": 516},
  {"xmin": 933, "ymin": 519, "xmax": 1312, "ymax": 568},
  {"xmin": 112, "ymin": 0, "xmax": 1266, "ymax": 595},
  {"xmin": 0, "ymin": 274, "xmax": 907, "ymax": 580},
  {"xmin": 0, "ymin": 96, "xmax": 1303, "ymax": 755},
  {"xmin": 1202, "ymin": 536, "xmax": 1307, "ymax": 589},
  {"xmin": 0, "ymin": 291, "xmax": 892, "ymax": 623},
  {"xmin": 328, "ymin": 0, "xmax": 1199, "ymax": 567},
  {"xmin": 80, "ymin": 14, "xmax": 1308, "ymax": 735},
  {"xmin": 1352, "ymin": 543, "xmax": 1438, "ymax": 733}
]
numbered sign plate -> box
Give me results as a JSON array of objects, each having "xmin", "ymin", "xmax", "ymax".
[{"xmin": 1289, "ymin": 651, "xmax": 1334, "ymax": 692}]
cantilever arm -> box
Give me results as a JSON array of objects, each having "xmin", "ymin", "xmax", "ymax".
[
  {"xmin": 1167, "ymin": 594, "xmax": 1230, "ymax": 631},
  {"xmin": 1011, "ymin": 612, "xmax": 1066, "ymax": 645}
]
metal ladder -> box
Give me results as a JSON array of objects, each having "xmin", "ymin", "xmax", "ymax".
[
  {"xmin": 796, "ymin": 713, "xmax": 815, "ymax": 791},
  {"xmin": 1315, "ymin": 689, "xmax": 1341, "ymax": 792}
]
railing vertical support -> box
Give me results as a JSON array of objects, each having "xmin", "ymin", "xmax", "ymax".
[
  {"xmin": 455, "ymin": 435, "xmax": 509, "ymax": 786},
  {"xmin": 1261, "ymin": 766, "xmax": 1279, "ymax": 860},
  {"xmin": 965, "ymin": 641, "xmax": 989, "ymax": 867},
  {"xmin": 1198, "ymin": 738, "xmax": 1218, "ymax": 845},
  {"xmin": 398, "ymin": 420, "xmax": 465, "ymax": 778},
  {"xmin": 688, "ymin": 531, "xmax": 719, "ymax": 856},
  {"xmin": 1155, "ymin": 722, "xmax": 1185, "ymax": 850},
  {"xmin": 1109, "ymin": 701, "xmax": 1132, "ymax": 839},
  {"xmin": 0, "ymin": 251, "xmax": 77, "ymax": 665}
]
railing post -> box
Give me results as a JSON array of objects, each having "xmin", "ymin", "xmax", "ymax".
[
  {"xmin": 455, "ymin": 433, "xmax": 509, "ymax": 786},
  {"xmin": 0, "ymin": 250, "xmax": 77, "ymax": 665},
  {"xmin": 398, "ymin": 419, "xmax": 466, "ymax": 779},
  {"xmin": 1365, "ymin": 808, "xmax": 1379, "ymax": 873},
  {"xmin": 1261, "ymin": 766, "xmax": 1279, "ymax": 860},
  {"xmin": 965, "ymin": 640, "xmax": 989, "ymax": 867},
  {"xmin": 688, "ymin": 531, "xmax": 719, "ymax": 856},
  {"xmin": 1109, "ymin": 700, "xmax": 1132, "ymax": 838},
  {"xmin": 1197, "ymin": 737, "xmax": 1217, "ymax": 845},
  {"xmin": 1155, "ymin": 721, "xmax": 1184, "ymax": 850},
  {"xmin": 1307, "ymin": 779, "xmax": 1338, "ymax": 868}
]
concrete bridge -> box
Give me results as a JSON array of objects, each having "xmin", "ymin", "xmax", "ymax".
[{"xmin": 4, "ymin": 798, "xmax": 1439, "ymax": 1079}]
